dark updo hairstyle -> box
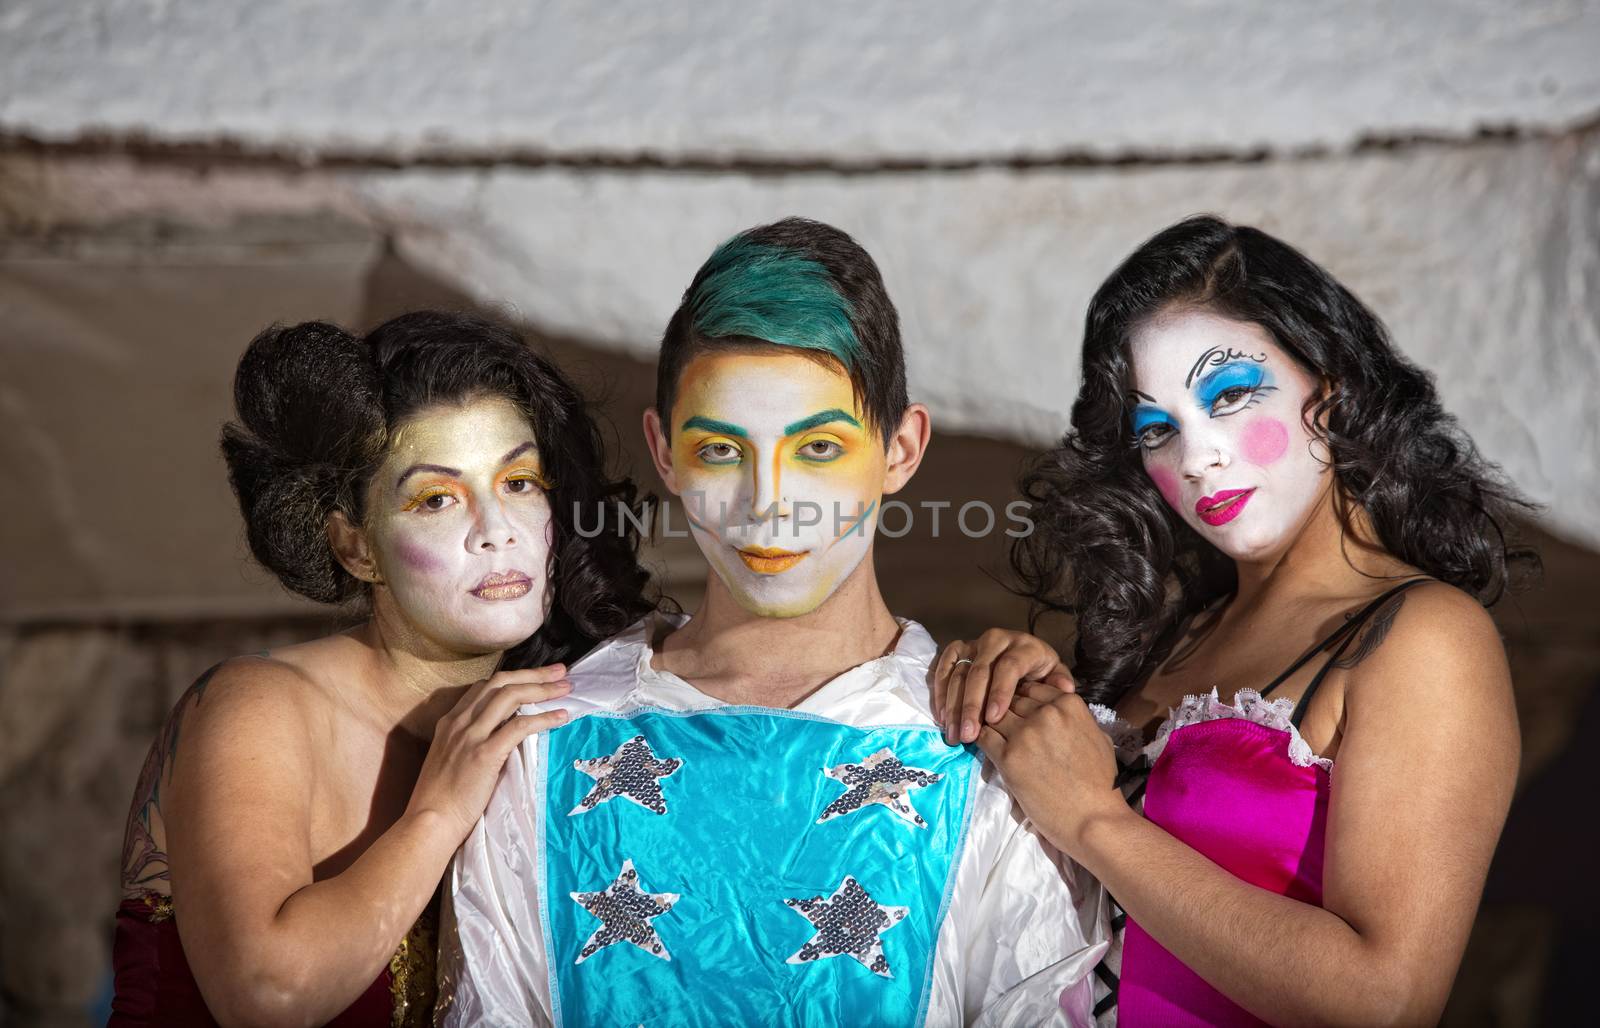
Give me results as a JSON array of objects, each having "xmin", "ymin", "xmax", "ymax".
[
  {"xmin": 221, "ymin": 310, "xmax": 657, "ymax": 668},
  {"xmin": 1013, "ymin": 215, "xmax": 1539, "ymax": 704}
]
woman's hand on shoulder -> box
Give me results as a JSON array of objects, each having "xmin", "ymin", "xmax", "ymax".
[
  {"xmin": 931, "ymin": 628, "xmax": 1075, "ymax": 745},
  {"xmin": 405, "ymin": 665, "xmax": 573, "ymax": 839},
  {"xmin": 975, "ymin": 681, "xmax": 1125, "ymax": 856}
]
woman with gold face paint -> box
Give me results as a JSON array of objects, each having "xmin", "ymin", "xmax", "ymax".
[
  {"xmin": 111, "ymin": 312, "xmax": 655, "ymax": 1026},
  {"xmin": 932, "ymin": 217, "xmax": 1536, "ymax": 1025}
]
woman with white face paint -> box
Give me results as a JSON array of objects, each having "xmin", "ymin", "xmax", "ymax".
[
  {"xmin": 111, "ymin": 312, "xmax": 655, "ymax": 1026},
  {"xmin": 932, "ymin": 217, "xmax": 1536, "ymax": 1025}
]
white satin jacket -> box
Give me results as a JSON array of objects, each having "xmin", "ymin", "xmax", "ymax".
[{"xmin": 436, "ymin": 613, "xmax": 1109, "ymax": 1027}]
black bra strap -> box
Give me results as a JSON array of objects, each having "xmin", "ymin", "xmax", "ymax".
[
  {"xmin": 1287, "ymin": 579, "xmax": 1430, "ymax": 728},
  {"xmin": 1257, "ymin": 620, "xmax": 1358, "ymax": 698},
  {"xmin": 1258, "ymin": 579, "xmax": 1428, "ymax": 699}
]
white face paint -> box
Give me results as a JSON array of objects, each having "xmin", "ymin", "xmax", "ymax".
[
  {"xmin": 1128, "ymin": 309, "xmax": 1330, "ymax": 563},
  {"xmin": 365, "ymin": 395, "xmax": 555, "ymax": 654},
  {"xmin": 665, "ymin": 351, "xmax": 885, "ymax": 619}
]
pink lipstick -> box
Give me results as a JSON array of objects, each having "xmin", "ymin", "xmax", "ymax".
[
  {"xmin": 471, "ymin": 570, "xmax": 532, "ymax": 600},
  {"xmin": 1195, "ymin": 488, "xmax": 1254, "ymax": 527}
]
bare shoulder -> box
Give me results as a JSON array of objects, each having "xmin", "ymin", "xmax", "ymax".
[
  {"xmin": 1342, "ymin": 580, "xmax": 1516, "ymax": 750},
  {"xmin": 177, "ymin": 652, "xmax": 330, "ymax": 745},
  {"xmin": 120, "ymin": 652, "xmax": 329, "ymax": 896},
  {"xmin": 156, "ymin": 653, "xmax": 339, "ymax": 806},
  {"xmin": 1345, "ymin": 581, "xmax": 1506, "ymax": 681}
]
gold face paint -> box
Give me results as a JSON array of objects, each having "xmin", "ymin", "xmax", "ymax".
[
  {"xmin": 365, "ymin": 395, "xmax": 555, "ymax": 655},
  {"xmin": 669, "ymin": 352, "xmax": 886, "ymax": 618}
]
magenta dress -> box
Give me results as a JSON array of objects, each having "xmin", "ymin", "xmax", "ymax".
[{"xmin": 1101, "ymin": 580, "xmax": 1424, "ymax": 1026}]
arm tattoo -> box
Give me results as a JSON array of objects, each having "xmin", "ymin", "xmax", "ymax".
[
  {"xmin": 1333, "ymin": 593, "xmax": 1407, "ymax": 670},
  {"xmin": 119, "ymin": 659, "xmax": 248, "ymax": 898}
]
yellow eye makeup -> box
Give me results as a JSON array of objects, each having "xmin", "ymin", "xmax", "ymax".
[
  {"xmin": 693, "ymin": 438, "xmax": 745, "ymax": 466},
  {"xmin": 793, "ymin": 435, "xmax": 847, "ymax": 464},
  {"xmin": 502, "ymin": 466, "xmax": 554, "ymax": 491},
  {"xmin": 401, "ymin": 484, "xmax": 458, "ymax": 512}
]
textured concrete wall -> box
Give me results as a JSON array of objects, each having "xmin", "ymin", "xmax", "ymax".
[
  {"xmin": 0, "ymin": 209, "xmax": 379, "ymax": 620},
  {"xmin": 3, "ymin": 0, "xmax": 1598, "ymax": 160}
]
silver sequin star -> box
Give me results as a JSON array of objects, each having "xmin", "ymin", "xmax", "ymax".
[
  {"xmin": 816, "ymin": 747, "xmax": 943, "ymax": 829},
  {"xmin": 570, "ymin": 858, "xmax": 679, "ymax": 964},
  {"xmin": 783, "ymin": 875, "xmax": 908, "ymax": 978},
  {"xmin": 569, "ymin": 734, "xmax": 684, "ymax": 816}
]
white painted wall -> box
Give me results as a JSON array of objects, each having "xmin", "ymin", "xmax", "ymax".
[{"xmin": 4, "ymin": 1, "xmax": 1598, "ymax": 160}]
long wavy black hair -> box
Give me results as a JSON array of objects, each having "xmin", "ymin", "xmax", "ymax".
[
  {"xmin": 221, "ymin": 309, "xmax": 657, "ymax": 669},
  {"xmin": 1012, "ymin": 216, "xmax": 1539, "ymax": 705}
]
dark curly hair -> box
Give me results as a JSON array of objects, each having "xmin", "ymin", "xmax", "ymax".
[
  {"xmin": 221, "ymin": 309, "xmax": 657, "ymax": 668},
  {"xmin": 1012, "ymin": 215, "xmax": 1539, "ymax": 704}
]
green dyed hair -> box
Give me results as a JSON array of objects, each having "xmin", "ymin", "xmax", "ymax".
[
  {"xmin": 656, "ymin": 217, "xmax": 907, "ymax": 446},
  {"xmin": 688, "ymin": 237, "xmax": 862, "ymax": 369}
]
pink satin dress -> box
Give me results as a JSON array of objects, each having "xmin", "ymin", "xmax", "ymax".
[
  {"xmin": 1118, "ymin": 712, "xmax": 1329, "ymax": 1025},
  {"xmin": 1106, "ymin": 579, "xmax": 1424, "ymax": 1026}
]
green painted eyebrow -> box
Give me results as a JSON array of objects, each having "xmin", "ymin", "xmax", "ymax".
[
  {"xmin": 680, "ymin": 415, "xmax": 748, "ymax": 438},
  {"xmin": 784, "ymin": 408, "xmax": 861, "ymax": 436}
]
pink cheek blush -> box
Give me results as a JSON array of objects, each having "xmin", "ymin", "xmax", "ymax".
[
  {"xmin": 1146, "ymin": 465, "xmax": 1182, "ymax": 510},
  {"xmin": 1242, "ymin": 418, "xmax": 1290, "ymax": 466}
]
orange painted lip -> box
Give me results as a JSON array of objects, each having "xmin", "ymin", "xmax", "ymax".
[{"xmin": 736, "ymin": 546, "xmax": 809, "ymax": 575}]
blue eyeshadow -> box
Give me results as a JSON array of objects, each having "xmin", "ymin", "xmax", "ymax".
[
  {"xmin": 1194, "ymin": 362, "xmax": 1267, "ymax": 409},
  {"xmin": 1131, "ymin": 405, "xmax": 1174, "ymax": 436}
]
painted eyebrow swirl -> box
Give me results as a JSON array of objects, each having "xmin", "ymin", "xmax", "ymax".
[{"xmin": 1186, "ymin": 346, "xmax": 1266, "ymax": 389}]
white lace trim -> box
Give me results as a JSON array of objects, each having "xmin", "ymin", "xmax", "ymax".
[
  {"xmin": 1092, "ymin": 688, "xmax": 1334, "ymax": 771},
  {"xmin": 1089, "ymin": 703, "xmax": 1147, "ymax": 764}
]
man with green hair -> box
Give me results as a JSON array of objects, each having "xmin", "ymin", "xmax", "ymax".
[{"xmin": 439, "ymin": 218, "xmax": 1109, "ymax": 1026}]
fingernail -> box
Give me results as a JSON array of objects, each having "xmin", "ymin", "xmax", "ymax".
[
  {"xmin": 986, "ymin": 702, "xmax": 1000, "ymax": 722},
  {"xmin": 962, "ymin": 718, "xmax": 976, "ymax": 739}
]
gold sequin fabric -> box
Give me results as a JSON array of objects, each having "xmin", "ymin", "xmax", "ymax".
[
  {"xmin": 388, "ymin": 897, "xmax": 439, "ymax": 1028},
  {"xmin": 137, "ymin": 890, "xmax": 175, "ymax": 923}
]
